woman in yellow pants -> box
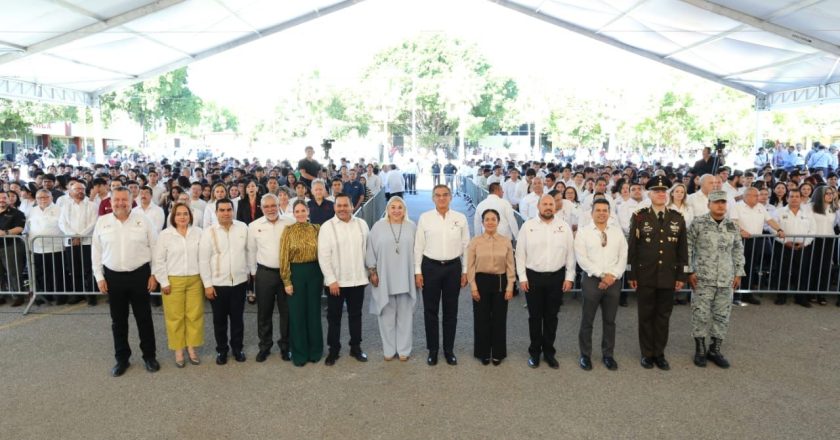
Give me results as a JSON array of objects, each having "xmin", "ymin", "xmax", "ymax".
[{"xmin": 153, "ymin": 203, "xmax": 204, "ymax": 367}]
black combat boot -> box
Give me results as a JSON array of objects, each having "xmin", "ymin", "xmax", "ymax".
[
  {"xmin": 706, "ymin": 337, "xmax": 730, "ymax": 369},
  {"xmin": 693, "ymin": 337, "xmax": 707, "ymax": 367}
]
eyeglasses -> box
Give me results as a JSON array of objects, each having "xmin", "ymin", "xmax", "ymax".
[{"xmin": 600, "ymin": 230, "xmax": 607, "ymax": 247}]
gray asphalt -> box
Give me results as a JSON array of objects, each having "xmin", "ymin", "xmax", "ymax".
[{"xmin": 1, "ymin": 190, "xmax": 838, "ymax": 439}]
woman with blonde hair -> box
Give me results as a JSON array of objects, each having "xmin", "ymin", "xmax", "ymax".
[
  {"xmin": 153, "ymin": 203, "xmax": 204, "ymax": 367},
  {"xmin": 365, "ymin": 196, "xmax": 417, "ymax": 361},
  {"xmin": 202, "ymin": 183, "xmax": 230, "ymax": 228},
  {"xmin": 668, "ymin": 183, "xmax": 693, "ymax": 305}
]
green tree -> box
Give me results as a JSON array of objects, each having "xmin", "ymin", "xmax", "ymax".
[
  {"xmin": 201, "ymin": 101, "xmax": 240, "ymax": 133},
  {"xmin": 361, "ymin": 34, "xmax": 518, "ymax": 154}
]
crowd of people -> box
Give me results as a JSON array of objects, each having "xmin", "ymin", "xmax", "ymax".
[{"xmin": 1, "ymin": 140, "xmax": 837, "ymax": 376}]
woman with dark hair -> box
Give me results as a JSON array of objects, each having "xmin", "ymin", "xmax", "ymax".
[
  {"xmin": 799, "ymin": 182, "xmax": 814, "ymax": 209},
  {"xmin": 769, "ymin": 182, "xmax": 788, "ymax": 208},
  {"xmin": 807, "ymin": 185, "xmax": 837, "ymax": 305},
  {"xmin": 236, "ymin": 179, "xmax": 263, "ymax": 225},
  {"xmin": 280, "ymin": 200, "xmax": 324, "ymax": 366},
  {"xmin": 202, "ymin": 183, "xmax": 229, "ymax": 228},
  {"xmin": 563, "ymin": 186, "xmax": 581, "ymax": 230},
  {"xmin": 762, "ymin": 171, "xmax": 775, "ymax": 188},
  {"xmin": 162, "ymin": 185, "xmax": 184, "ymax": 222},
  {"xmin": 467, "ymin": 209, "xmax": 515, "ymax": 366},
  {"xmin": 153, "ymin": 202, "xmax": 204, "ymax": 367}
]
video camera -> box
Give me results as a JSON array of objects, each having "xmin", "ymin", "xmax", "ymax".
[
  {"xmin": 714, "ymin": 138, "xmax": 729, "ymax": 152},
  {"xmin": 321, "ymin": 138, "xmax": 335, "ymax": 160}
]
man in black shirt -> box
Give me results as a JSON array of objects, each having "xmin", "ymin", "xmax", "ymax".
[
  {"xmin": 298, "ymin": 146, "xmax": 321, "ymax": 188},
  {"xmin": 0, "ymin": 191, "xmax": 27, "ymax": 306}
]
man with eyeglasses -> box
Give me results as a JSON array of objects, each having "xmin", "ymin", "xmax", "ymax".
[{"xmin": 574, "ymin": 198, "xmax": 628, "ymax": 371}]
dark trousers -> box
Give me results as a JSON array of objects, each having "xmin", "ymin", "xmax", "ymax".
[
  {"xmin": 808, "ymin": 238, "xmax": 835, "ymax": 299},
  {"xmin": 405, "ymin": 174, "xmax": 417, "ymax": 193},
  {"xmin": 0, "ymin": 240, "xmax": 27, "ymax": 295},
  {"xmin": 33, "ymin": 251, "xmax": 66, "ymax": 300},
  {"xmin": 472, "ymin": 273, "xmax": 509, "ymax": 360},
  {"xmin": 104, "ymin": 264, "xmax": 156, "ymax": 363},
  {"xmin": 432, "ymin": 173, "xmax": 441, "ymax": 186},
  {"xmin": 637, "ymin": 286, "xmax": 674, "ymax": 358},
  {"xmin": 579, "ymin": 275, "xmax": 620, "ymax": 358},
  {"xmin": 421, "ymin": 257, "xmax": 462, "ymax": 353},
  {"xmin": 525, "ymin": 268, "xmax": 565, "ymax": 357},
  {"xmin": 773, "ymin": 243, "xmax": 808, "ymax": 303},
  {"xmin": 210, "ymin": 282, "xmax": 247, "ymax": 354},
  {"xmin": 289, "ymin": 262, "xmax": 324, "ymax": 365},
  {"xmin": 327, "ymin": 284, "xmax": 365, "ymax": 354},
  {"xmin": 255, "ymin": 265, "xmax": 289, "ymax": 352},
  {"xmin": 65, "ymin": 244, "xmax": 95, "ymax": 302},
  {"xmin": 742, "ymin": 237, "xmax": 770, "ymax": 293},
  {"xmin": 387, "ymin": 191, "xmax": 404, "ymax": 201}
]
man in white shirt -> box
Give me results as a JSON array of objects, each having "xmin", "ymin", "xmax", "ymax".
[
  {"xmin": 771, "ymin": 188, "xmax": 816, "ymax": 307},
  {"xmin": 28, "ymin": 189, "xmax": 65, "ymax": 305},
  {"xmin": 516, "ymin": 194, "xmax": 576, "ymax": 369},
  {"xmin": 687, "ymin": 174, "xmax": 717, "ymax": 218},
  {"xmin": 199, "ymin": 199, "xmax": 250, "ymax": 365},
  {"xmin": 148, "ymin": 169, "xmax": 166, "ymax": 206},
  {"xmin": 474, "ymin": 182, "xmax": 519, "ymax": 241},
  {"xmin": 91, "ymin": 187, "xmax": 159, "ymax": 377},
  {"xmin": 730, "ymin": 187, "xmax": 785, "ymax": 305},
  {"xmin": 574, "ymin": 199, "xmax": 628, "ymax": 371},
  {"xmin": 133, "ymin": 186, "xmax": 165, "ymax": 232},
  {"xmin": 189, "ymin": 182, "xmax": 207, "ymax": 217},
  {"xmin": 502, "ymin": 168, "xmax": 527, "ymax": 210},
  {"xmin": 386, "ymin": 164, "xmax": 405, "ymax": 200},
  {"xmin": 404, "ymin": 158, "xmax": 418, "ymax": 195},
  {"xmin": 617, "ymin": 182, "xmax": 644, "ymax": 234},
  {"xmin": 59, "ymin": 180, "xmax": 98, "ymax": 306},
  {"xmin": 319, "ymin": 194, "xmax": 371, "ymax": 365},
  {"xmin": 519, "ymin": 176, "xmax": 546, "ymax": 219},
  {"xmin": 248, "ymin": 193, "xmax": 294, "ymax": 363},
  {"xmin": 414, "ymin": 184, "xmax": 470, "ymax": 366},
  {"xmin": 486, "ymin": 165, "xmax": 504, "ymax": 187}
]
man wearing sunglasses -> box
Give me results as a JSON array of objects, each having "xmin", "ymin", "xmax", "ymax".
[{"xmin": 574, "ymin": 198, "xmax": 628, "ymax": 371}]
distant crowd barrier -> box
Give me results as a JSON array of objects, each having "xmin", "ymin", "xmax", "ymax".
[{"xmin": 355, "ymin": 190, "xmax": 386, "ymax": 228}]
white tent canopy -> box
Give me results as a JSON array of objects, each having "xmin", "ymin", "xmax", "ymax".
[{"xmin": 0, "ymin": 0, "xmax": 838, "ymax": 110}]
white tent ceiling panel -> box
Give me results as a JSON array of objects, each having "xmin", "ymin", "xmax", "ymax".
[{"xmin": 1, "ymin": 0, "xmax": 839, "ymax": 109}]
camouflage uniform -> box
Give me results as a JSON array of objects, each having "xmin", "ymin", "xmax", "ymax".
[{"xmin": 686, "ymin": 213, "xmax": 746, "ymax": 340}]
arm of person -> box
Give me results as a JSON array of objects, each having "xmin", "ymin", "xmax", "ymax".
[
  {"xmin": 414, "ymin": 215, "xmax": 426, "ymax": 275},
  {"xmin": 152, "ymin": 232, "xmax": 170, "ymax": 289},
  {"xmin": 246, "ymin": 223, "xmax": 258, "ymax": 276},
  {"xmin": 198, "ymin": 229, "xmax": 213, "ymax": 289},
  {"xmin": 317, "ymin": 223, "xmax": 337, "ymax": 287},
  {"xmin": 573, "ymin": 230, "xmax": 599, "ymax": 279}
]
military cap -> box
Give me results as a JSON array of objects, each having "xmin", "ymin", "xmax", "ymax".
[
  {"xmin": 645, "ymin": 175, "xmax": 671, "ymax": 190},
  {"xmin": 708, "ymin": 190, "xmax": 728, "ymax": 202}
]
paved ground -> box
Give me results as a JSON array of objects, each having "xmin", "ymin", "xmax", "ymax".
[{"xmin": 1, "ymin": 191, "xmax": 839, "ymax": 439}]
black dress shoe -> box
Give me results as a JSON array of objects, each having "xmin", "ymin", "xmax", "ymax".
[
  {"xmin": 111, "ymin": 362, "xmax": 130, "ymax": 377},
  {"xmin": 216, "ymin": 352, "xmax": 228, "ymax": 365},
  {"xmin": 579, "ymin": 356, "xmax": 592, "ymax": 371},
  {"xmin": 491, "ymin": 358, "xmax": 502, "ymax": 366},
  {"xmin": 426, "ymin": 351, "xmax": 438, "ymax": 366},
  {"xmin": 640, "ymin": 356, "xmax": 654, "ymax": 369},
  {"xmin": 234, "ymin": 352, "xmax": 246, "ymax": 362},
  {"xmin": 481, "ymin": 358, "xmax": 490, "ymax": 366},
  {"xmin": 324, "ymin": 352, "xmax": 339, "ymax": 366},
  {"xmin": 444, "ymin": 352, "xmax": 457, "ymax": 366},
  {"xmin": 11, "ymin": 297, "xmax": 24, "ymax": 307},
  {"xmin": 281, "ymin": 351, "xmax": 292, "ymax": 361},
  {"xmin": 255, "ymin": 350, "xmax": 270, "ymax": 363},
  {"xmin": 67, "ymin": 296, "xmax": 82, "ymax": 305},
  {"xmin": 654, "ymin": 356, "xmax": 670, "ymax": 371},
  {"xmin": 87, "ymin": 297, "xmax": 98, "ymax": 306},
  {"xmin": 544, "ymin": 355, "xmax": 559, "ymax": 369},
  {"xmin": 603, "ymin": 357, "xmax": 618, "ymax": 370},
  {"xmin": 796, "ymin": 300, "xmax": 812, "ymax": 308},
  {"xmin": 528, "ymin": 356, "xmax": 540, "ymax": 368},
  {"xmin": 350, "ymin": 350, "xmax": 368, "ymax": 362},
  {"xmin": 742, "ymin": 295, "xmax": 761, "ymax": 305},
  {"xmin": 619, "ymin": 299, "xmax": 628, "ymax": 307},
  {"xmin": 144, "ymin": 358, "xmax": 160, "ymax": 373}
]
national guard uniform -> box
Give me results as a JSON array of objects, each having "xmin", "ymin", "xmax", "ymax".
[
  {"xmin": 627, "ymin": 176, "xmax": 688, "ymax": 370},
  {"xmin": 686, "ymin": 190, "xmax": 745, "ymax": 369}
]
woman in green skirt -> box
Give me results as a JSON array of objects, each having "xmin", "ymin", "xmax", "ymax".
[{"xmin": 280, "ymin": 200, "xmax": 324, "ymax": 366}]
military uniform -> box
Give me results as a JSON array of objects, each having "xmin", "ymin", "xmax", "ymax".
[
  {"xmin": 627, "ymin": 176, "xmax": 688, "ymax": 368},
  {"xmin": 687, "ymin": 213, "xmax": 745, "ymax": 339}
]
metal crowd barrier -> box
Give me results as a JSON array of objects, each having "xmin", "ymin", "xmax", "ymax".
[
  {"xmin": 0, "ymin": 235, "xmax": 32, "ymax": 303},
  {"xmin": 354, "ymin": 190, "xmax": 386, "ymax": 229},
  {"xmin": 23, "ymin": 235, "xmax": 101, "ymax": 315},
  {"xmin": 458, "ymin": 177, "xmax": 839, "ymax": 296}
]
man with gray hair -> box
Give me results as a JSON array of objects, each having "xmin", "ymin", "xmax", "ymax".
[
  {"xmin": 27, "ymin": 189, "xmax": 65, "ymax": 305},
  {"xmin": 307, "ymin": 179, "xmax": 334, "ymax": 226},
  {"xmin": 686, "ymin": 174, "xmax": 718, "ymax": 218},
  {"xmin": 248, "ymin": 193, "xmax": 294, "ymax": 362}
]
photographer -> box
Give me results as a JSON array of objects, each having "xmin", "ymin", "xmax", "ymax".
[
  {"xmin": 692, "ymin": 144, "xmax": 725, "ymax": 177},
  {"xmin": 297, "ymin": 146, "xmax": 321, "ymax": 188}
]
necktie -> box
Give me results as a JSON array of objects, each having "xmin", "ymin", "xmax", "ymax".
[{"xmin": 658, "ymin": 211, "xmax": 664, "ymax": 225}]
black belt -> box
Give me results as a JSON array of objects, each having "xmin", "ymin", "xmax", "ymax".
[
  {"xmin": 423, "ymin": 256, "xmax": 460, "ymax": 266},
  {"xmin": 105, "ymin": 262, "xmax": 150, "ymax": 274},
  {"xmin": 257, "ymin": 264, "xmax": 279, "ymax": 271}
]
